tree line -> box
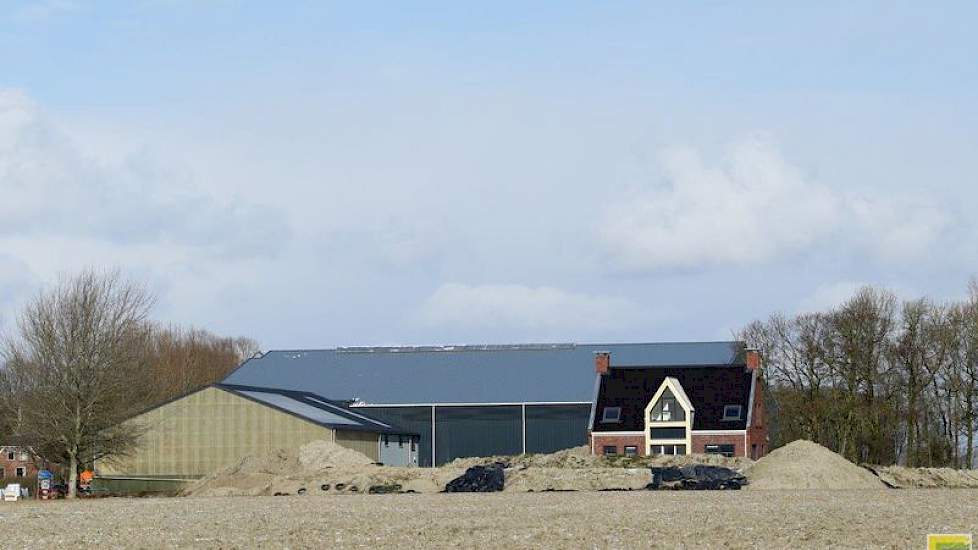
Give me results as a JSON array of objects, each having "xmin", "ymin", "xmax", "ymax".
[
  {"xmin": 740, "ymin": 281, "xmax": 978, "ymax": 468},
  {"xmin": 0, "ymin": 270, "xmax": 258, "ymax": 496}
]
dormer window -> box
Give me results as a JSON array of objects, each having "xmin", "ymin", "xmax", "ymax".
[
  {"xmin": 601, "ymin": 406, "xmax": 621, "ymax": 423},
  {"xmin": 722, "ymin": 404, "xmax": 742, "ymax": 421}
]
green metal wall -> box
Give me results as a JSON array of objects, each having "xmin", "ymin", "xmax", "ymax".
[
  {"xmin": 525, "ymin": 404, "xmax": 591, "ymax": 454},
  {"xmin": 435, "ymin": 406, "xmax": 522, "ymax": 465},
  {"xmin": 96, "ymin": 387, "xmax": 336, "ymax": 478},
  {"xmin": 361, "ymin": 407, "xmax": 433, "ymax": 466},
  {"xmin": 360, "ymin": 404, "xmax": 590, "ymax": 466}
]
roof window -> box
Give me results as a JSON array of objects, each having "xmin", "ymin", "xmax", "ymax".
[
  {"xmin": 600, "ymin": 407, "xmax": 621, "ymax": 423},
  {"xmin": 722, "ymin": 405, "xmax": 742, "ymax": 421}
]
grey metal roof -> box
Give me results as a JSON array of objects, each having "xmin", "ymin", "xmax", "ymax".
[
  {"xmin": 222, "ymin": 341, "xmax": 745, "ymax": 405},
  {"xmin": 216, "ymin": 383, "xmax": 412, "ymax": 435}
]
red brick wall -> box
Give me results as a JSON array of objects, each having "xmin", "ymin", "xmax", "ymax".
[
  {"xmin": 690, "ymin": 434, "xmax": 745, "ymax": 457},
  {"xmin": 0, "ymin": 448, "xmax": 40, "ymax": 480},
  {"xmin": 746, "ymin": 370, "xmax": 769, "ymax": 459},
  {"xmin": 590, "ymin": 434, "xmax": 645, "ymax": 456}
]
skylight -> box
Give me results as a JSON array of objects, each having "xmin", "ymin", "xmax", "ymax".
[{"xmin": 601, "ymin": 406, "xmax": 621, "ymax": 423}]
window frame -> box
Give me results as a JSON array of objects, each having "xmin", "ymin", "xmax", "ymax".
[
  {"xmin": 721, "ymin": 404, "xmax": 742, "ymax": 421},
  {"xmin": 623, "ymin": 446, "xmax": 638, "ymax": 456},
  {"xmin": 600, "ymin": 406, "xmax": 622, "ymax": 423},
  {"xmin": 15, "ymin": 466, "xmax": 26, "ymax": 477},
  {"xmin": 602, "ymin": 445, "xmax": 618, "ymax": 456}
]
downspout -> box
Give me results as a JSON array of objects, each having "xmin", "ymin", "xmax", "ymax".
[
  {"xmin": 430, "ymin": 405, "xmax": 436, "ymax": 468},
  {"xmin": 521, "ymin": 404, "xmax": 527, "ymax": 455}
]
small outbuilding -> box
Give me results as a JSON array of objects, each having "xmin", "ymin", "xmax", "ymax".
[{"xmin": 95, "ymin": 383, "xmax": 418, "ymax": 494}]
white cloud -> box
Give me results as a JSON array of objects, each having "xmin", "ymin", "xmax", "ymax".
[
  {"xmin": 0, "ymin": 88, "xmax": 289, "ymax": 259},
  {"xmin": 599, "ymin": 137, "xmax": 949, "ymax": 271},
  {"xmin": 10, "ymin": 0, "xmax": 79, "ymax": 22},
  {"xmin": 796, "ymin": 281, "xmax": 918, "ymax": 314},
  {"xmin": 417, "ymin": 283, "xmax": 641, "ymax": 333}
]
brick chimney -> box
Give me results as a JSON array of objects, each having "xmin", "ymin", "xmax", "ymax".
[
  {"xmin": 745, "ymin": 348, "xmax": 761, "ymax": 371},
  {"xmin": 594, "ymin": 351, "xmax": 610, "ymax": 375}
]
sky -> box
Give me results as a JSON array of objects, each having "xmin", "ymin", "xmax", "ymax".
[{"xmin": 1, "ymin": 1, "xmax": 976, "ymax": 349}]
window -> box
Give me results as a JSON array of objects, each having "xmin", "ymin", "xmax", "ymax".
[
  {"xmin": 705, "ymin": 444, "xmax": 736, "ymax": 457},
  {"xmin": 650, "ymin": 427, "xmax": 686, "ymax": 440},
  {"xmin": 623, "ymin": 446, "xmax": 638, "ymax": 456},
  {"xmin": 15, "ymin": 467, "xmax": 25, "ymax": 477},
  {"xmin": 398, "ymin": 435, "xmax": 404, "ymax": 448},
  {"xmin": 602, "ymin": 445, "xmax": 617, "ymax": 456},
  {"xmin": 411, "ymin": 439, "xmax": 417, "ymax": 452},
  {"xmin": 722, "ymin": 405, "xmax": 742, "ymax": 421},
  {"xmin": 6, "ymin": 452, "xmax": 12, "ymax": 460},
  {"xmin": 383, "ymin": 435, "xmax": 389, "ymax": 447},
  {"xmin": 650, "ymin": 444, "xmax": 685, "ymax": 456},
  {"xmin": 650, "ymin": 388, "xmax": 685, "ymax": 422},
  {"xmin": 600, "ymin": 407, "xmax": 621, "ymax": 423}
]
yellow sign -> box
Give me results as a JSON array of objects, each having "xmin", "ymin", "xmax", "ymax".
[{"xmin": 928, "ymin": 534, "xmax": 973, "ymax": 550}]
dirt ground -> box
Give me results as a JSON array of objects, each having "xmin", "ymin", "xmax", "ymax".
[{"xmin": 2, "ymin": 490, "xmax": 976, "ymax": 549}]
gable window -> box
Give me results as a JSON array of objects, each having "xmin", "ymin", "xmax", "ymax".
[
  {"xmin": 650, "ymin": 388, "xmax": 685, "ymax": 422},
  {"xmin": 602, "ymin": 445, "xmax": 617, "ymax": 456},
  {"xmin": 601, "ymin": 407, "xmax": 621, "ymax": 423},
  {"xmin": 722, "ymin": 405, "xmax": 742, "ymax": 421}
]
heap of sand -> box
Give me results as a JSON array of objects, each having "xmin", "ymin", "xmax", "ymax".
[
  {"xmin": 746, "ymin": 440, "xmax": 885, "ymax": 490},
  {"xmin": 185, "ymin": 441, "xmax": 758, "ymax": 497},
  {"xmin": 450, "ymin": 445, "xmax": 752, "ymax": 470},
  {"xmin": 864, "ymin": 465, "xmax": 978, "ymax": 489}
]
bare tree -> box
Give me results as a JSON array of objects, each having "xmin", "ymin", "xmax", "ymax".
[
  {"xmin": 146, "ymin": 326, "xmax": 260, "ymax": 403},
  {"xmin": 0, "ymin": 270, "xmax": 155, "ymax": 497}
]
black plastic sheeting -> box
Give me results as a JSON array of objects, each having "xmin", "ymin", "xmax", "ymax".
[
  {"xmin": 647, "ymin": 465, "xmax": 746, "ymax": 490},
  {"xmin": 444, "ymin": 464, "xmax": 507, "ymax": 492}
]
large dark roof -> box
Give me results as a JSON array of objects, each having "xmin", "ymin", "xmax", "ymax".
[
  {"xmin": 215, "ymin": 383, "xmax": 415, "ymax": 435},
  {"xmin": 223, "ymin": 341, "xmax": 746, "ymax": 404},
  {"xmin": 592, "ymin": 366, "xmax": 753, "ymax": 432}
]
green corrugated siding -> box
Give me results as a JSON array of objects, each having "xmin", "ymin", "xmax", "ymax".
[
  {"xmin": 525, "ymin": 404, "xmax": 590, "ymax": 454},
  {"xmin": 96, "ymin": 387, "xmax": 334, "ymax": 478},
  {"xmin": 361, "ymin": 407, "xmax": 434, "ymax": 466},
  {"xmin": 435, "ymin": 406, "xmax": 522, "ymax": 465},
  {"xmin": 334, "ymin": 430, "xmax": 379, "ymax": 461}
]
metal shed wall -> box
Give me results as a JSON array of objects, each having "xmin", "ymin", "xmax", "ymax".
[
  {"xmin": 359, "ymin": 403, "xmax": 590, "ymax": 466},
  {"xmin": 96, "ymin": 387, "xmax": 338, "ymax": 478}
]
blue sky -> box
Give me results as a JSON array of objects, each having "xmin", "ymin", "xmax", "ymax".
[{"xmin": 1, "ymin": 1, "xmax": 976, "ymax": 348}]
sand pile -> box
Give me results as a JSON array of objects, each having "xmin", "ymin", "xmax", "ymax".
[
  {"xmin": 504, "ymin": 467, "xmax": 651, "ymax": 492},
  {"xmin": 746, "ymin": 440, "xmax": 885, "ymax": 490},
  {"xmin": 864, "ymin": 465, "xmax": 978, "ymax": 489},
  {"xmin": 450, "ymin": 445, "xmax": 751, "ymax": 471},
  {"xmin": 298, "ymin": 440, "xmax": 375, "ymax": 469},
  {"xmin": 184, "ymin": 440, "xmax": 463, "ymax": 497}
]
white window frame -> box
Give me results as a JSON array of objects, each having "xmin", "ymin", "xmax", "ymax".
[
  {"xmin": 600, "ymin": 406, "xmax": 621, "ymax": 423},
  {"xmin": 15, "ymin": 467, "xmax": 26, "ymax": 477},
  {"xmin": 644, "ymin": 377, "xmax": 695, "ymax": 455},
  {"xmin": 722, "ymin": 404, "xmax": 742, "ymax": 421}
]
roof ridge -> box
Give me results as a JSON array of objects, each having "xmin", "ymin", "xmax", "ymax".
[{"xmin": 261, "ymin": 340, "xmax": 743, "ymax": 354}]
